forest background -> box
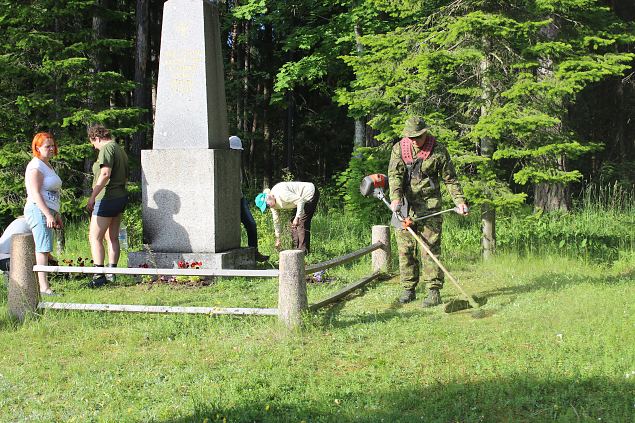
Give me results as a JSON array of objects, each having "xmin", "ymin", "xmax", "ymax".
[{"xmin": 0, "ymin": 0, "xmax": 633, "ymax": 251}]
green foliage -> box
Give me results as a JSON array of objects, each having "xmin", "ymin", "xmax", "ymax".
[
  {"xmin": 335, "ymin": 145, "xmax": 391, "ymax": 222},
  {"xmin": 273, "ymin": 55, "xmax": 328, "ymax": 93},
  {"xmin": 232, "ymin": 0, "xmax": 267, "ymax": 20},
  {"xmin": 122, "ymin": 198, "xmax": 142, "ymax": 251},
  {"xmin": 0, "ymin": 1, "xmax": 144, "ymax": 221}
]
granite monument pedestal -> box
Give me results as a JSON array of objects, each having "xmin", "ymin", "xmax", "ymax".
[{"xmin": 128, "ymin": 149, "xmax": 254, "ymax": 269}]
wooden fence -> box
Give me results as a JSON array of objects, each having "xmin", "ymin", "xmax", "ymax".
[{"xmin": 7, "ymin": 225, "xmax": 391, "ymax": 329}]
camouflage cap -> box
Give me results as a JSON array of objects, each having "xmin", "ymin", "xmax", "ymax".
[{"xmin": 402, "ymin": 116, "xmax": 430, "ymax": 138}]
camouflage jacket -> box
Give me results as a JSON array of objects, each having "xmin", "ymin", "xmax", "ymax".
[{"xmin": 388, "ymin": 139, "xmax": 465, "ymax": 213}]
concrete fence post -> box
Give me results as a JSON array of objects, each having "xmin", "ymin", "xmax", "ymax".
[
  {"xmin": 8, "ymin": 234, "xmax": 39, "ymax": 322},
  {"xmin": 278, "ymin": 250, "xmax": 307, "ymax": 329},
  {"xmin": 372, "ymin": 225, "xmax": 391, "ymax": 273}
]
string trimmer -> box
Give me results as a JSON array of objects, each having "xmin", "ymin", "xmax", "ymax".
[{"xmin": 360, "ymin": 174, "xmax": 487, "ymax": 315}]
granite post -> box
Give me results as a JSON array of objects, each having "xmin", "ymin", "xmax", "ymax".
[
  {"xmin": 128, "ymin": 0, "xmax": 252, "ymax": 269},
  {"xmin": 8, "ymin": 234, "xmax": 39, "ymax": 322},
  {"xmin": 372, "ymin": 225, "xmax": 391, "ymax": 273},
  {"xmin": 278, "ymin": 250, "xmax": 307, "ymax": 329}
]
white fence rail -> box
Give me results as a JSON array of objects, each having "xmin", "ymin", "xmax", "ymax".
[
  {"xmin": 33, "ymin": 265, "xmax": 278, "ymax": 278},
  {"xmin": 8, "ymin": 225, "xmax": 391, "ymax": 329}
]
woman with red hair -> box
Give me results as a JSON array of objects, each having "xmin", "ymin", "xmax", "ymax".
[{"xmin": 24, "ymin": 132, "xmax": 63, "ymax": 296}]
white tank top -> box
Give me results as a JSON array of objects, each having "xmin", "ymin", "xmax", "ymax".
[{"xmin": 25, "ymin": 158, "xmax": 62, "ymax": 212}]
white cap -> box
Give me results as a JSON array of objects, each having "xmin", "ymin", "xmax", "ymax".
[{"xmin": 229, "ymin": 135, "xmax": 243, "ymax": 150}]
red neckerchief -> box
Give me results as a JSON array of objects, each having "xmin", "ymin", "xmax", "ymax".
[{"xmin": 400, "ymin": 136, "xmax": 436, "ymax": 164}]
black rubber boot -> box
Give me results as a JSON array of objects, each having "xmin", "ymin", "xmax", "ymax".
[
  {"xmin": 422, "ymin": 288, "xmax": 442, "ymax": 308},
  {"xmin": 398, "ymin": 289, "xmax": 416, "ymax": 304}
]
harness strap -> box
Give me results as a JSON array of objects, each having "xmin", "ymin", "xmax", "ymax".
[{"xmin": 399, "ymin": 136, "xmax": 436, "ymax": 164}]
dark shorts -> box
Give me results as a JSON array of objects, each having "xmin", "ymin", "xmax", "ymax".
[{"xmin": 93, "ymin": 195, "xmax": 128, "ymax": 217}]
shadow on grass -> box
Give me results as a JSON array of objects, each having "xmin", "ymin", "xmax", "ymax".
[
  {"xmin": 165, "ymin": 376, "xmax": 634, "ymax": 422},
  {"xmin": 482, "ymin": 268, "xmax": 635, "ymax": 300},
  {"xmin": 311, "ymin": 274, "xmax": 430, "ymax": 328}
]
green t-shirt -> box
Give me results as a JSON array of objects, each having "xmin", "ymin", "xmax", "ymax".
[{"xmin": 92, "ymin": 141, "xmax": 129, "ymax": 200}]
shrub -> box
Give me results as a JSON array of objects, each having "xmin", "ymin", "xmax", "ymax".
[{"xmin": 335, "ymin": 145, "xmax": 392, "ymax": 225}]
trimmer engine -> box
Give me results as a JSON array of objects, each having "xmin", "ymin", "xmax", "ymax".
[{"xmin": 359, "ymin": 174, "xmax": 388, "ymax": 200}]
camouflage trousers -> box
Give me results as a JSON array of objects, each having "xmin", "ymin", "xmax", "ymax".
[{"xmin": 396, "ymin": 216, "xmax": 443, "ymax": 291}]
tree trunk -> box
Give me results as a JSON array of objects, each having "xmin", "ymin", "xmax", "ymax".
[
  {"xmin": 242, "ymin": 21, "xmax": 250, "ymax": 135},
  {"xmin": 353, "ymin": 22, "xmax": 365, "ymax": 149},
  {"xmin": 261, "ymin": 22, "xmax": 274, "ymax": 188},
  {"xmin": 534, "ymin": 181, "xmax": 570, "ymax": 211},
  {"xmin": 83, "ymin": 157, "xmax": 94, "ymax": 197},
  {"xmin": 86, "ymin": 0, "xmax": 111, "ymax": 195},
  {"xmin": 481, "ymin": 204, "xmax": 495, "ymax": 260},
  {"xmin": 354, "ymin": 119, "xmax": 365, "ymax": 149},
  {"xmin": 535, "ymin": 20, "xmax": 571, "ymax": 212},
  {"xmin": 229, "ymin": 16, "xmax": 239, "ymax": 131},
  {"xmin": 248, "ymin": 82, "xmax": 260, "ymax": 180},
  {"xmin": 92, "ymin": 0, "xmax": 110, "ymax": 76},
  {"xmin": 285, "ymin": 90, "xmax": 295, "ymax": 174},
  {"xmin": 614, "ymin": 79, "xmax": 626, "ymax": 162},
  {"xmin": 233, "ymin": 21, "xmax": 242, "ymax": 133},
  {"xmin": 479, "ymin": 43, "xmax": 496, "ymax": 259},
  {"xmin": 263, "ymin": 83, "xmax": 272, "ymax": 188},
  {"xmin": 131, "ymin": 0, "xmax": 151, "ymax": 181},
  {"xmin": 149, "ymin": 0, "xmax": 162, "ymax": 125}
]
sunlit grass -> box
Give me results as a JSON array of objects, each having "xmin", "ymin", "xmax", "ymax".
[{"xmin": 0, "ymin": 202, "xmax": 633, "ymax": 422}]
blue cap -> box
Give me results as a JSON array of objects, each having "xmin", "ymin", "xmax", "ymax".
[{"xmin": 255, "ymin": 192, "xmax": 268, "ymax": 213}]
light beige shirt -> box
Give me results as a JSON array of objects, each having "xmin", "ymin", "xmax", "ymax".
[{"xmin": 270, "ymin": 182, "xmax": 315, "ymax": 238}]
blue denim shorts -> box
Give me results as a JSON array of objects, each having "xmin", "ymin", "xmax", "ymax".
[
  {"xmin": 93, "ymin": 195, "xmax": 128, "ymax": 217},
  {"xmin": 24, "ymin": 203, "xmax": 54, "ymax": 253}
]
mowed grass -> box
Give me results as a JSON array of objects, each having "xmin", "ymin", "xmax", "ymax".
[
  {"xmin": 0, "ymin": 210, "xmax": 634, "ymax": 422},
  {"xmin": 0, "ymin": 255, "xmax": 633, "ymax": 421}
]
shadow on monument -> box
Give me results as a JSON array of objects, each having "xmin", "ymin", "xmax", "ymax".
[
  {"xmin": 163, "ymin": 376, "xmax": 633, "ymax": 422},
  {"xmin": 145, "ymin": 189, "xmax": 192, "ymax": 252}
]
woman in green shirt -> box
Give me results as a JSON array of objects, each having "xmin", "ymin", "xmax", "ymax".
[{"xmin": 86, "ymin": 124, "xmax": 129, "ymax": 288}]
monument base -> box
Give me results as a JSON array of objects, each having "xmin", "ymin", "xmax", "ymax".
[
  {"xmin": 128, "ymin": 247, "xmax": 255, "ymax": 270},
  {"xmin": 141, "ymin": 148, "xmax": 241, "ymax": 253}
]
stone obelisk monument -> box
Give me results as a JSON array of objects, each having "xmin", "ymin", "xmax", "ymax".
[{"xmin": 128, "ymin": 0, "xmax": 253, "ymax": 269}]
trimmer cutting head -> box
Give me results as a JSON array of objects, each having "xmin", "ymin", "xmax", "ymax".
[{"xmin": 443, "ymin": 295, "xmax": 488, "ymax": 314}]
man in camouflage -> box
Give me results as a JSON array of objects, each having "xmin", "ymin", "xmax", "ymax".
[{"xmin": 388, "ymin": 116, "xmax": 469, "ymax": 307}]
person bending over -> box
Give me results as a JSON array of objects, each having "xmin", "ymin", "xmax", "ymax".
[{"xmin": 255, "ymin": 182, "xmax": 319, "ymax": 254}]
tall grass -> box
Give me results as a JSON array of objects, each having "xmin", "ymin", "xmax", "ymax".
[
  {"xmin": 443, "ymin": 183, "xmax": 635, "ymax": 264},
  {"xmin": 576, "ymin": 181, "xmax": 635, "ymax": 213}
]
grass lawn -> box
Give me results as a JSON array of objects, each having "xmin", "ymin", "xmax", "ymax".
[{"xmin": 0, "ymin": 250, "xmax": 633, "ymax": 422}]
